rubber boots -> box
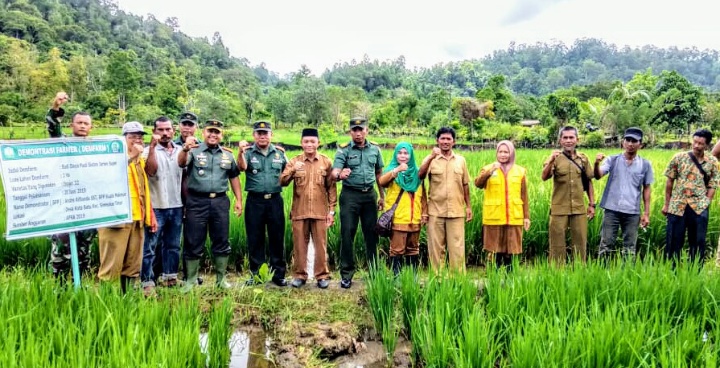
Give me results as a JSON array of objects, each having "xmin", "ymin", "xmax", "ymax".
[
  {"xmin": 180, "ymin": 260, "xmax": 200, "ymax": 293},
  {"xmin": 214, "ymin": 256, "xmax": 231, "ymax": 289}
]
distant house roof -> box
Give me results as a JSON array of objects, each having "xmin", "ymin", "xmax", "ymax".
[{"xmin": 520, "ymin": 120, "xmax": 541, "ymax": 127}]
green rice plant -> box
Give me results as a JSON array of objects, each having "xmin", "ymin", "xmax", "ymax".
[
  {"xmin": 207, "ymin": 298, "xmax": 233, "ymax": 368},
  {"xmin": 452, "ymin": 304, "xmax": 503, "ymax": 368},
  {"xmin": 365, "ymin": 262, "xmax": 398, "ymax": 364},
  {"xmin": 397, "ymin": 266, "xmax": 420, "ymax": 337},
  {"xmin": 0, "ymin": 269, "xmax": 206, "ymax": 367}
]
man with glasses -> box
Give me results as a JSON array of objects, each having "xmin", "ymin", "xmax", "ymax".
[
  {"xmin": 98, "ymin": 122, "xmax": 156, "ymax": 293},
  {"xmin": 594, "ymin": 127, "xmax": 654, "ymax": 261},
  {"xmin": 178, "ymin": 120, "xmax": 243, "ymax": 291}
]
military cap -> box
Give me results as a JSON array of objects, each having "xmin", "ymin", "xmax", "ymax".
[
  {"xmin": 204, "ymin": 119, "xmax": 224, "ymax": 133},
  {"xmin": 349, "ymin": 117, "xmax": 367, "ymax": 129},
  {"xmin": 302, "ymin": 128, "xmax": 319, "ymax": 137},
  {"xmin": 253, "ymin": 121, "xmax": 272, "ymax": 132},
  {"xmin": 179, "ymin": 112, "xmax": 198, "ymax": 125}
]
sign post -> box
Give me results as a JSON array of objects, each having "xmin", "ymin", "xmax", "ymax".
[{"xmin": 0, "ymin": 136, "xmax": 132, "ymax": 288}]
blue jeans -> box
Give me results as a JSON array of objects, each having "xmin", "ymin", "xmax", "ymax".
[
  {"xmin": 665, "ymin": 205, "xmax": 709, "ymax": 266},
  {"xmin": 598, "ymin": 209, "xmax": 640, "ymax": 259},
  {"xmin": 141, "ymin": 207, "xmax": 183, "ymax": 284}
]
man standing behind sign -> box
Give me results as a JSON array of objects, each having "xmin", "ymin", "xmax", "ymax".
[
  {"xmin": 45, "ymin": 91, "xmax": 69, "ymax": 138},
  {"xmin": 178, "ymin": 120, "xmax": 243, "ymax": 291},
  {"xmin": 98, "ymin": 122, "xmax": 156, "ymax": 293},
  {"xmin": 49, "ymin": 111, "xmax": 96, "ymax": 281},
  {"xmin": 140, "ymin": 116, "xmax": 184, "ymax": 295}
]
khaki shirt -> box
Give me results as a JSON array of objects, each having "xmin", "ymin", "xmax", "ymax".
[
  {"xmin": 426, "ymin": 153, "xmax": 470, "ymax": 218},
  {"xmin": 544, "ymin": 152, "xmax": 592, "ymax": 216},
  {"xmin": 280, "ymin": 153, "xmax": 338, "ymax": 220}
]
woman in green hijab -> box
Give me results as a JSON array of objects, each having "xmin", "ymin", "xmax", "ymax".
[{"xmin": 378, "ymin": 142, "xmax": 427, "ymax": 274}]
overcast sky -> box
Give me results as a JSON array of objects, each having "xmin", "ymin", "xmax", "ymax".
[{"xmin": 116, "ymin": 0, "xmax": 718, "ymax": 76}]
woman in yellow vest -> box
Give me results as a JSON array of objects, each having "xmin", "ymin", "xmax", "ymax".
[
  {"xmin": 474, "ymin": 140, "xmax": 530, "ymax": 270},
  {"xmin": 378, "ymin": 142, "xmax": 427, "ymax": 275}
]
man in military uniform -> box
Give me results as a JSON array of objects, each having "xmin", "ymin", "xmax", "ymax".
[
  {"xmin": 178, "ymin": 120, "xmax": 243, "ymax": 291},
  {"xmin": 45, "ymin": 91, "xmax": 69, "ymax": 138},
  {"xmin": 49, "ymin": 111, "xmax": 96, "ymax": 281},
  {"xmin": 331, "ymin": 117, "xmax": 384, "ymax": 289},
  {"xmin": 174, "ymin": 111, "xmax": 202, "ymax": 285},
  {"xmin": 238, "ymin": 121, "xmax": 288, "ymax": 286}
]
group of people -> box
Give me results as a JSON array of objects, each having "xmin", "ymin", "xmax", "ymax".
[{"xmin": 44, "ymin": 90, "xmax": 720, "ymax": 294}]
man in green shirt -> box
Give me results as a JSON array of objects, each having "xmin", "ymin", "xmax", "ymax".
[
  {"xmin": 45, "ymin": 91, "xmax": 69, "ymax": 138},
  {"xmin": 177, "ymin": 120, "xmax": 243, "ymax": 291},
  {"xmin": 331, "ymin": 117, "xmax": 384, "ymax": 289},
  {"xmin": 238, "ymin": 121, "xmax": 289, "ymax": 287}
]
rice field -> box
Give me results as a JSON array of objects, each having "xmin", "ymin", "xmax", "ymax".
[
  {"xmin": 366, "ymin": 259, "xmax": 720, "ymax": 367},
  {"xmin": 1, "ymin": 148, "xmax": 716, "ymax": 270}
]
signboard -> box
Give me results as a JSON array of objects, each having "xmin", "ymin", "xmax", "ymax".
[{"xmin": 0, "ymin": 136, "xmax": 132, "ymax": 240}]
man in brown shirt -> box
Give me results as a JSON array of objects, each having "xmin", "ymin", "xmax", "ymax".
[
  {"xmin": 280, "ymin": 128, "xmax": 337, "ymax": 288},
  {"xmin": 419, "ymin": 127, "xmax": 472, "ymax": 272},
  {"xmin": 542, "ymin": 126, "xmax": 596, "ymax": 264}
]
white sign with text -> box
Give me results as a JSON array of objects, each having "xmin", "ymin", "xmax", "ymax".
[{"xmin": 0, "ymin": 136, "xmax": 132, "ymax": 240}]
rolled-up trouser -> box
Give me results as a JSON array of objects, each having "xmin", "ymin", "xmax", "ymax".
[{"xmin": 98, "ymin": 221, "xmax": 144, "ymax": 281}]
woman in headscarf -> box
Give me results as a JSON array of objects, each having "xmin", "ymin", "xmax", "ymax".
[
  {"xmin": 474, "ymin": 140, "xmax": 530, "ymax": 270},
  {"xmin": 378, "ymin": 142, "xmax": 427, "ymax": 274}
]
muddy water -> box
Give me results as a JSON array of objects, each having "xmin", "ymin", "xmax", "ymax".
[{"xmin": 199, "ymin": 329, "xmax": 271, "ymax": 368}]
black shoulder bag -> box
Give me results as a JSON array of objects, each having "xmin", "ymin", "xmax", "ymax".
[
  {"xmin": 375, "ymin": 189, "xmax": 405, "ymax": 238},
  {"xmin": 688, "ymin": 152, "xmax": 711, "ymax": 188},
  {"xmin": 561, "ymin": 152, "xmax": 590, "ymax": 192}
]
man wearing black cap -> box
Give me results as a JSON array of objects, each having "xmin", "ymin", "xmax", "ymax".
[
  {"xmin": 178, "ymin": 119, "xmax": 243, "ymax": 291},
  {"xmin": 175, "ymin": 112, "xmax": 201, "ymax": 146},
  {"xmin": 331, "ymin": 117, "xmax": 384, "ymax": 289},
  {"xmin": 594, "ymin": 127, "xmax": 654, "ymax": 261},
  {"xmin": 174, "ymin": 111, "xmax": 202, "ymax": 285},
  {"xmin": 238, "ymin": 121, "xmax": 289, "ymax": 286},
  {"xmin": 280, "ymin": 128, "xmax": 337, "ymax": 288}
]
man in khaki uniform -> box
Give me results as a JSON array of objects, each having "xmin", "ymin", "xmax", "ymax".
[
  {"xmin": 280, "ymin": 128, "xmax": 337, "ymax": 289},
  {"xmin": 418, "ymin": 127, "xmax": 472, "ymax": 272},
  {"xmin": 542, "ymin": 126, "xmax": 596, "ymax": 264}
]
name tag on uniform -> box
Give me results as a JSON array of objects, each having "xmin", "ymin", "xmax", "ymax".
[{"xmin": 250, "ymin": 157, "xmax": 260, "ymax": 164}]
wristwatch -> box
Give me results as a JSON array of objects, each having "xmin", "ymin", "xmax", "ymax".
[{"xmin": 328, "ymin": 211, "xmax": 335, "ymax": 216}]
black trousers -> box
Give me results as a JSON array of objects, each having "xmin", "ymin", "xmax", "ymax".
[
  {"xmin": 245, "ymin": 194, "xmax": 286, "ymax": 279},
  {"xmin": 183, "ymin": 194, "xmax": 231, "ymax": 260},
  {"xmin": 339, "ymin": 188, "xmax": 379, "ymax": 280}
]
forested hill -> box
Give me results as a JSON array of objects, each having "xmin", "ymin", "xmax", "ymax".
[
  {"xmin": 0, "ymin": 0, "xmax": 718, "ymax": 135},
  {"xmin": 323, "ymin": 40, "xmax": 720, "ymax": 97},
  {"xmin": 0, "ymin": 0, "xmax": 272, "ymax": 125}
]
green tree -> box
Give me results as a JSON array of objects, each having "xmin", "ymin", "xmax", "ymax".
[
  {"xmin": 104, "ymin": 50, "xmax": 141, "ymax": 114},
  {"xmin": 651, "ymin": 70, "xmax": 702, "ymax": 134}
]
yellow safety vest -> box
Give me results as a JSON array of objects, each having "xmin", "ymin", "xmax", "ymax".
[{"xmin": 481, "ymin": 164, "xmax": 525, "ymax": 226}]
